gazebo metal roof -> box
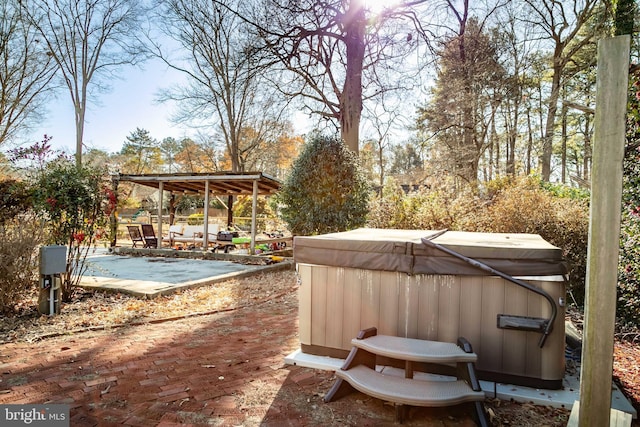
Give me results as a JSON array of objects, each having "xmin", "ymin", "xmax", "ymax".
[{"xmin": 117, "ymin": 172, "xmax": 282, "ymax": 196}]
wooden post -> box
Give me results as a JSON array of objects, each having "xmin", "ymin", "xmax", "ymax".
[
  {"xmin": 157, "ymin": 181, "xmax": 164, "ymax": 242},
  {"xmin": 110, "ymin": 174, "xmax": 119, "ymax": 248},
  {"xmin": 169, "ymin": 193, "xmax": 176, "ymax": 225},
  {"xmin": 204, "ymin": 180, "xmax": 210, "ymax": 248},
  {"xmin": 227, "ymin": 195, "xmax": 233, "ymax": 227},
  {"xmin": 579, "ymin": 35, "xmax": 630, "ymax": 427},
  {"xmin": 250, "ymin": 180, "xmax": 258, "ymax": 255}
]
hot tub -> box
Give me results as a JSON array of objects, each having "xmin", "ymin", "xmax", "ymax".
[{"xmin": 294, "ymin": 228, "xmax": 568, "ymax": 389}]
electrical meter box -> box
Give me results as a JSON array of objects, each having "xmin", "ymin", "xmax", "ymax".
[{"xmin": 39, "ymin": 245, "xmax": 67, "ymax": 275}]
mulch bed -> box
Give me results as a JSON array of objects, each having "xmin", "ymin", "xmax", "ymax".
[{"xmin": 615, "ymin": 339, "xmax": 640, "ymax": 415}]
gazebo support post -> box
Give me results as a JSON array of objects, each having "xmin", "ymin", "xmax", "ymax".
[
  {"xmin": 157, "ymin": 181, "xmax": 164, "ymax": 244},
  {"xmin": 227, "ymin": 195, "xmax": 233, "ymax": 227},
  {"xmin": 204, "ymin": 180, "xmax": 210, "ymax": 248},
  {"xmin": 110, "ymin": 174, "xmax": 119, "ymax": 248},
  {"xmin": 250, "ymin": 180, "xmax": 258, "ymax": 255},
  {"xmin": 169, "ymin": 193, "xmax": 176, "ymax": 225}
]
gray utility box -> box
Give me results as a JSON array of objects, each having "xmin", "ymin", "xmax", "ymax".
[
  {"xmin": 38, "ymin": 245, "xmax": 67, "ymax": 315},
  {"xmin": 40, "ymin": 245, "xmax": 67, "ymax": 275}
]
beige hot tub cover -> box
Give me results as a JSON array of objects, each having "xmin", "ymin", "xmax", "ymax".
[{"xmin": 293, "ymin": 228, "xmax": 567, "ymax": 277}]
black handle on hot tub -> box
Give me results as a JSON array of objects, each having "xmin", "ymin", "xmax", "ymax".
[{"xmin": 421, "ymin": 231, "xmax": 557, "ymax": 348}]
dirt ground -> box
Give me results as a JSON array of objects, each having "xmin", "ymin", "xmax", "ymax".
[{"xmin": 1, "ymin": 268, "xmax": 637, "ymax": 426}]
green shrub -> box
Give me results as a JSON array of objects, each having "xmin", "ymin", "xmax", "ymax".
[
  {"xmin": 618, "ymin": 209, "xmax": 640, "ymax": 327},
  {"xmin": 175, "ymin": 195, "xmax": 202, "ymax": 213},
  {"xmin": 619, "ymin": 74, "xmax": 640, "ymax": 327},
  {"xmin": 26, "ymin": 153, "xmax": 113, "ymax": 301},
  {"xmin": 540, "ymin": 180, "xmax": 590, "ymax": 201},
  {"xmin": 275, "ymin": 134, "xmax": 370, "ymax": 235}
]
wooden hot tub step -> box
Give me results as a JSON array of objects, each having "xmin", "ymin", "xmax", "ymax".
[
  {"xmin": 351, "ymin": 334, "xmax": 478, "ymax": 364},
  {"xmin": 335, "ymin": 364, "xmax": 485, "ymax": 407}
]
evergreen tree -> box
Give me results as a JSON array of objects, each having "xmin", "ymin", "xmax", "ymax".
[
  {"xmin": 275, "ymin": 134, "xmax": 370, "ymax": 235},
  {"xmin": 614, "ymin": 0, "xmax": 636, "ymax": 36},
  {"xmin": 119, "ymin": 128, "xmax": 163, "ymax": 175},
  {"xmin": 416, "ymin": 18, "xmax": 504, "ymax": 185}
]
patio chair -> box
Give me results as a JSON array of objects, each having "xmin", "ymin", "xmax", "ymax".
[
  {"xmin": 141, "ymin": 224, "xmax": 158, "ymax": 248},
  {"xmin": 127, "ymin": 226, "xmax": 144, "ymax": 248}
]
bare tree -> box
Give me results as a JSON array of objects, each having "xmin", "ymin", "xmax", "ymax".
[
  {"xmin": 247, "ymin": 0, "xmax": 429, "ymax": 154},
  {"xmin": 521, "ymin": 0, "xmax": 603, "ymax": 181},
  {"xmin": 174, "ymin": 136, "xmax": 220, "ymax": 173},
  {"xmin": 493, "ymin": 7, "xmax": 528, "ymax": 177},
  {"xmin": 0, "ymin": 0, "xmax": 57, "ymax": 146},
  {"xmin": 23, "ymin": 0, "xmax": 145, "ymax": 165},
  {"xmin": 361, "ymin": 97, "xmax": 408, "ymax": 187},
  {"xmin": 238, "ymin": 121, "xmax": 303, "ymax": 178},
  {"xmin": 152, "ymin": 0, "xmax": 288, "ymax": 173}
]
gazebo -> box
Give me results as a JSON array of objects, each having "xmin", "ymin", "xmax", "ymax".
[{"xmin": 115, "ymin": 171, "xmax": 282, "ymax": 252}]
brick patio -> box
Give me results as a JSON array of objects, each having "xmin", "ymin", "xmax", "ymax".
[{"xmin": 0, "ymin": 289, "xmax": 479, "ymax": 426}]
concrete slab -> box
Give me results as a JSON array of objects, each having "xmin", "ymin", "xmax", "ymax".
[{"xmin": 79, "ymin": 251, "xmax": 292, "ymax": 298}]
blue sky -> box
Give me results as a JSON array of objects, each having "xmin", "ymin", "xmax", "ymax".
[
  {"xmin": 29, "ymin": 58, "xmax": 189, "ymax": 155},
  {"xmin": 28, "ymin": 59, "xmax": 314, "ymax": 156}
]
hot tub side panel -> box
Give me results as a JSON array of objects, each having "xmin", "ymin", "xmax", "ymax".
[{"xmin": 298, "ymin": 264, "xmax": 565, "ymax": 388}]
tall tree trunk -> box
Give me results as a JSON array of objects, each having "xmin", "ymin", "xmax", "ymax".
[
  {"xmin": 561, "ymin": 97, "xmax": 568, "ymax": 183},
  {"xmin": 583, "ymin": 115, "xmax": 592, "ymax": 181},
  {"xmin": 541, "ymin": 60, "xmax": 562, "ymax": 181},
  {"xmin": 488, "ymin": 120, "xmax": 495, "ymax": 181},
  {"xmin": 526, "ymin": 106, "xmax": 533, "ymax": 175},
  {"xmin": 506, "ymin": 100, "xmax": 518, "ymax": 176},
  {"xmin": 458, "ymin": 11, "xmax": 477, "ymax": 183},
  {"xmin": 75, "ymin": 109, "xmax": 84, "ymax": 166},
  {"xmin": 495, "ymin": 126, "xmax": 500, "ymax": 177},
  {"xmin": 340, "ymin": 4, "xmax": 366, "ymax": 154},
  {"xmin": 110, "ymin": 176, "xmax": 119, "ymax": 248},
  {"xmin": 378, "ymin": 145, "xmax": 385, "ymax": 188}
]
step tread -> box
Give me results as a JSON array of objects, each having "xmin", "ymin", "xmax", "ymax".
[
  {"xmin": 336, "ymin": 365, "xmax": 485, "ymax": 407},
  {"xmin": 352, "ymin": 335, "xmax": 477, "ymax": 363}
]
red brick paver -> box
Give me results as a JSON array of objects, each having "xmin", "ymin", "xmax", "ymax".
[{"xmin": 0, "ymin": 290, "xmax": 478, "ymax": 426}]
